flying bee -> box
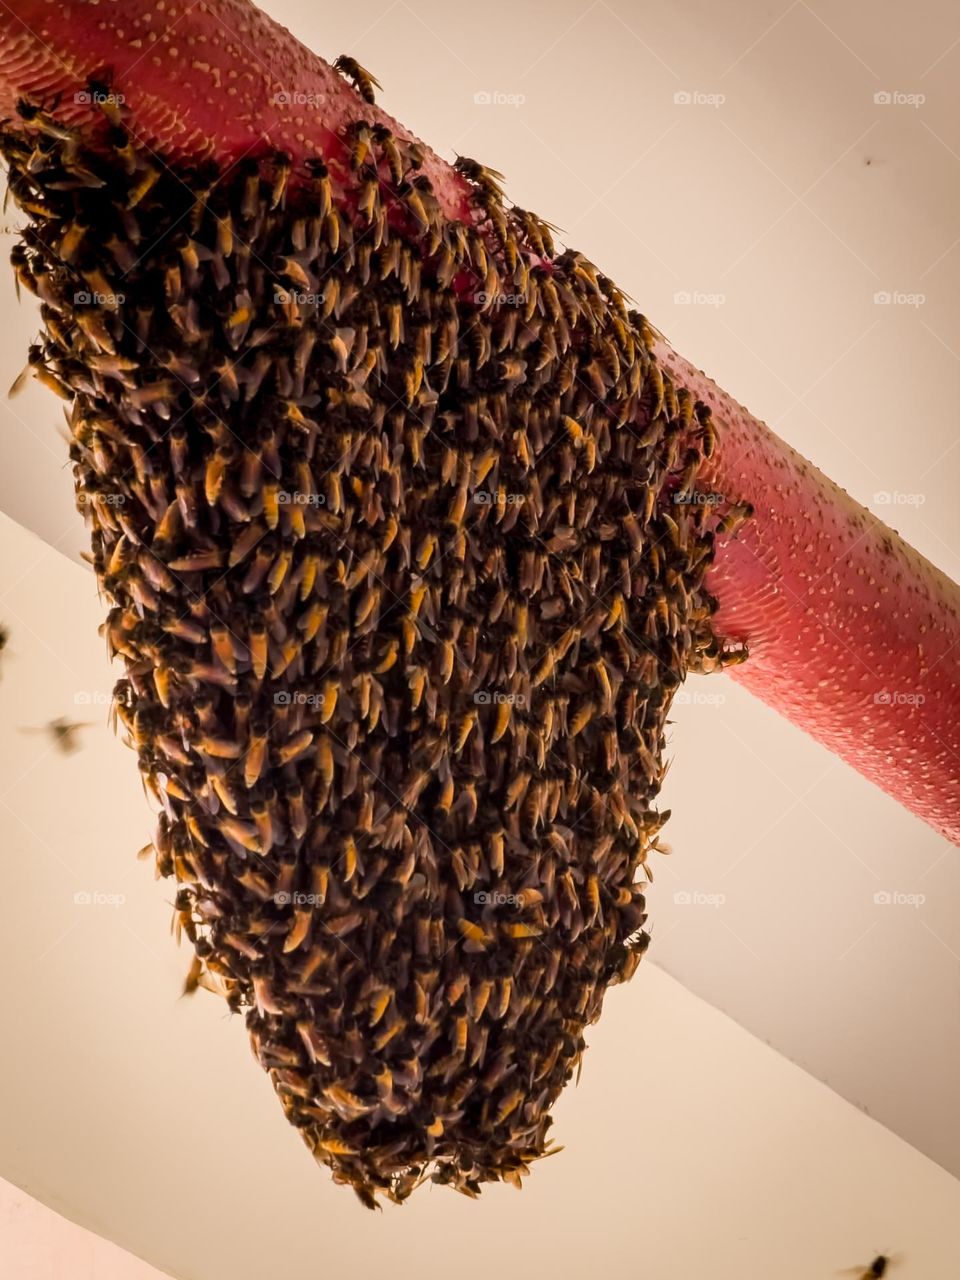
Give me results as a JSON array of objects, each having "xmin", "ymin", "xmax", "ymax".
[
  {"xmin": 333, "ymin": 55, "xmax": 383, "ymax": 105},
  {"xmin": 840, "ymin": 1254, "xmax": 900, "ymax": 1279},
  {"xmin": 20, "ymin": 717, "xmax": 91, "ymax": 755}
]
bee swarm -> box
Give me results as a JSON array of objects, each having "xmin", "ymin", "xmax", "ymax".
[{"xmin": 2, "ymin": 97, "xmax": 739, "ymax": 1207}]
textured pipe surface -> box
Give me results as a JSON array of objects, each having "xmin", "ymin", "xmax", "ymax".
[
  {"xmin": 1, "ymin": 0, "xmax": 957, "ymax": 842},
  {"xmin": 0, "ymin": 0, "xmax": 471, "ymax": 219},
  {"xmin": 659, "ymin": 346, "xmax": 960, "ymax": 846}
]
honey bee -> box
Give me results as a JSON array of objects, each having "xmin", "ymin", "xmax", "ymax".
[
  {"xmin": 126, "ymin": 163, "xmax": 160, "ymax": 209},
  {"xmin": 715, "ymin": 501, "xmax": 754, "ymax": 539},
  {"xmin": 86, "ymin": 79, "xmax": 124, "ymax": 127},
  {"xmin": 371, "ymin": 124, "xmax": 404, "ymax": 185},
  {"xmin": 20, "ymin": 717, "xmax": 91, "ymax": 755},
  {"xmin": 269, "ymin": 151, "xmax": 291, "ymax": 210},
  {"xmin": 720, "ymin": 642, "xmax": 749, "ymax": 668},
  {"xmin": 333, "ymin": 55, "xmax": 383, "ymax": 105},
  {"xmin": 841, "ymin": 1255, "xmax": 899, "ymax": 1279},
  {"xmin": 9, "ymin": 346, "xmax": 70, "ymax": 400},
  {"xmin": 181, "ymin": 955, "xmax": 204, "ymax": 996},
  {"xmin": 15, "ymin": 95, "xmax": 70, "ymax": 140},
  {"xmin": 454, "ymin": 156, "xmax": 506, "ymax": 202}
]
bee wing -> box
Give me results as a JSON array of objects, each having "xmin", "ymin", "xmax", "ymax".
[
  {"xmin": 181, "ymin": 955, "xmax": 203, "ymax": 996},
  {"xmin": 61, "ymin": 721, "xmax": 93, "ymax": 736},
  {"xmin": 353, "ymin": 61, "xmax": 383, "ymax": 92},
  {"xmin": 197, "ymin": 970, "xmax": 227, "ymax": 997},
  {"xmin": 8, "ymin": 363, "xmax": 32, "ymax": 397}
]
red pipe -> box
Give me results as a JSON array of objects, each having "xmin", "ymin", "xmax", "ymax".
[
  {"xmin": 2, "ymin": 0, "xmax": 958, "ymax": 844},
  {"xmin": 659, "ymin": 348, "xmax": 960, "ymax": 846}
]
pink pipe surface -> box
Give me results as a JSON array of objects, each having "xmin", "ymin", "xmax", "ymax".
[
  {"xmin": 1, "ymin": 0, "xmax": 958, "ymax": 843},
  {"xmin": 659, "ymin": 347, "xmax": 960, "ymax": 846}
]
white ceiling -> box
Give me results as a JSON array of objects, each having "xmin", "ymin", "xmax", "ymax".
[
  {"xmin": 0, "ymin": 1175, "xmax": 168, "ymax": 1280},
  {"xmin": 0, "ymin": 0, "xmax": 959, "ymax": 1260}
]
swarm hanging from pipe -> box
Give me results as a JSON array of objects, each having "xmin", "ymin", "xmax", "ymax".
[{"xmin": 1, "ymin": 89, "xmax": 746, "ymax": 1205}]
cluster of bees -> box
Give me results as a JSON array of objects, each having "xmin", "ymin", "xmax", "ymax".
[{"xmin": 1, "ymin": 80, "xmax": 745, "ymax": 1207}]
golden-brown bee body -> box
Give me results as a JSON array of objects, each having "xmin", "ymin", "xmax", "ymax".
[{"xmin": 333, "ymin": 56, "xmax": 383, "ymax": 105}]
